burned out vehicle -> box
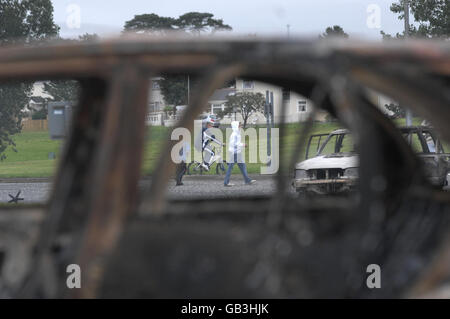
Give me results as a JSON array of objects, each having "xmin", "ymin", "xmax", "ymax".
[
  {"xmin": 293, "ymin": 126, "xmax": 450, "ymax": 195},
  {"xmin": 1, "ymin": 38, "xmax": 450, "ymax": 299},
  {"xmin": 293, "ymin": 129, "xmax": 358, "ymax": 195},
  {"xmin": 400, "ymin": 126, "xmax": 450, "ymax": 187}
]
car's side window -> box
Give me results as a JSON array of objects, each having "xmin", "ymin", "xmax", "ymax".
[
  {"xmin": 423, "ymin": 132, "xmax": 437, "ymax": 153},
  {"xmin": 403, "ymin": 132, "xmax": 425, "ymax": 154},
  {"xmin": 339, "ymin": 134, "xmax": 355, "ymax": 153}
]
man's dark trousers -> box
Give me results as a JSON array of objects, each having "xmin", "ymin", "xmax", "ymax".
[{"xmin": 176, "ymin": 161, "xmax": 187, "ymax": 185}]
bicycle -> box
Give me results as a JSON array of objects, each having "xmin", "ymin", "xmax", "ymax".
[{"xmin": 187, "ymin": 145, "xmax": 228, "ymax": 175}]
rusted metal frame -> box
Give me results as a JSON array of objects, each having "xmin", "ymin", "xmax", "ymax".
[
  {"xmin": 329, "ymin": 71, "xmax": 450, "ymax": 299},
  {"xmin": 18, "ymin": 61, "xmax": 150, "ymax": 298},
  {"xmin": 343, "ymin": 58, "xmax": 450, "ymax": 203},
  {"xmin": 266, "ymin": 86, "xmax": 325, "ymax": 230},
  {"xmin": 250, "ymin": 73, "xmax": 330, "ymax": 292},
  {"xmin": 0, "ymin": 54, "xmax": 218, "ymax": 82},
  {"xmin": 140, "ymin": 59, "xmax": 322, "ymax": 216},
  {"xmin": 1, "ymin": 40, "xmax": 448, "ymax": 300},
  {"xmin": 286, "ymin": 86, "xmax": 327, "ymax": 180},
  {"xmin": 330, "ymin": 55, "xmax": 426, "ymax": 176},
  {"xmin": 332, "ymin": 41, "xmax": 450, "ymax": 73},
  {"xmin": 0, "ymin": 39, "xmax": 449, "ymax": 80},
  {"xmin": 63, "ymin": 64, "xmax": 150, "ymax": 298},
  {"xmin": 347, "ymin": 60, "xmax": 450, "ymax": 148},
  {"xmin": 17, "ymin": 77, "xmax": 109, "ymax": 298},
  {"xmin": 329, "ymin": 70, "xmax": 429, "ymax": 225},
  {"xmin": 326, "ymin": 75, "xmax": 428, "ymax": 298},
  {"xmin": 142, "ymin": 64, "xmax": 247, "ymax": 215},
  {"xmin": 406, "ymin": 228, "xmax": 450, "ymax": 298}
]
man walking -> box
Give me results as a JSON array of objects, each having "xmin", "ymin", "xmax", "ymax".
[{"xmin": 224, "ymin": 121, "xmax": 256, "ymax": 187}]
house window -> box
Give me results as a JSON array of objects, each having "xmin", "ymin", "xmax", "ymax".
[
  {"xmin": 282, "ymin": 88, "xmax": 290, "ymax": 101},
  {"xmin": 298, "ymin": 101, "xmax": 307, "ymax": 112},
  {"xmin": 149, "ymin": 102, "xmax": 162, "ymax": 113},
  {"xmin": 242, "ymin": 81, "xmax": 254, "ymax": 89},
  {"xmin": 211, "ymin": 104, "xmax": 223, "ymax": 115},
  {"xmin": 152, "ymin": 81, "xmax": 160, "ymax": 90}
]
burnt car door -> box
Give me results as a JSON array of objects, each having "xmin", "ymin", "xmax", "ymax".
[
  {"xmin": 402, "ymin": 128, "xmax": 450, "ymax": 187},
  {"xmin": 420, "ymin": 129, "xmax": 450, "ymax": 186}
]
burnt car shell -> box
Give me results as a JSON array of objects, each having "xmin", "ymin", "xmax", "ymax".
[
  {"xmin": 293, "ymin": 129, "xmax": 359, "ymax": 195},
  {"xmin": 293, "ymin": 126, "xmax": 450, "ymax": 195},
  {"xmin": 401, "ymin": 126, "xmax": 450, "ymax": 187}
]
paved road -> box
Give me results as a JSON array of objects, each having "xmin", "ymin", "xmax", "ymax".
[
  {"xmin": 0, "ymin": 175, "xmax": 287, "ymax": 204},
  {"xmin": 0, "ymin": 182, "xmax": 52, "ymax": 204}
]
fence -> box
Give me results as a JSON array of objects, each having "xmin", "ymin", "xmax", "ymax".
[{"xmin": 22, "ymin": 119, "xmax": 48, "ymax": 131}]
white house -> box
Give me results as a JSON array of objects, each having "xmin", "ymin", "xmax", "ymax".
[
  {"xmin": 145, "ymin": 77, "xmax": 395, "ymax": 126},
  {"xmin": 233, "ymin": 79, "xmax": 326, "ymax": 124},
  {"xmin": 146, "ymin": 77, "xmax": 166, "ymax": 126},
  {"xmin": 21, "ymin": 82, "xmax": 53, "ymax": 117}
]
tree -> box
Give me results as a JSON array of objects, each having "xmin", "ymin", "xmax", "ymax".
[
  {"xmin": 0, "ymin": 0, "xmax": 59, "ymax": 45},
  {"xmin": 382, "ymin": 0, "xmax": 450, "ymax": 39},
  {"xmin": 176, "ymin": 12, "xmax": 232, "ymax": 35},
  {"xmin": 43, "ymin": 80, "xmax": 79, "ymax": 102},
  {"xmin": 220, "ymin": 92, "xmax": 266, "ymax": 128},
  {"xmin": 20, "ymin": 0, "xmax": 60, "ymax": 42},
  {"xmin": 320, "ymin": 25, "xmax": 349, "ymax": 39},
  {"xmin": 159, "ymin": 75, "xmax": 191, "ymax": 107},
  {"xmin": 0, "ymin": 0, "xmax": 59, "ymax": 160},
  {"xmin": 78, "ymin": 33, "xmax": 99, "ymax": 42},
  {"xmin": 123, "ymin": 12, "xmax": 232, "ymax": 36},
  {"xmin": 0, "ymin": 82, "xmax": 30, "ymax": 160},
  {"xmin": 124, "ymin": 14, "xmax": 177, "ymax": 35},
  {"xmin": 124, "ymin": 13, "xmax": 232, "ymax": 106}
]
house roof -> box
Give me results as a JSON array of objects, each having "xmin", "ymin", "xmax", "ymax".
[
  {"xmin": 209, "ymin": 87, "xmax": 235, "ymax": 103},
  {"xmin": 30, "ymin": 96, "xmax": 46, "ymax": 103}
]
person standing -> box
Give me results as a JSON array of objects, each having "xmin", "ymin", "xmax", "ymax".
[
  {"xmin": 224, "ymin": 121, "xmax": 256, "ymax": 187},
  {"xmin": 175, "ymin": 141, "xmax": 190, "ymax": 186}
]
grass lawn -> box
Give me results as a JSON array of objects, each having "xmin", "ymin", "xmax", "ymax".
[
  {"xmin": 0, "ymin": 118, "xmax": 425, "ymax": 178},
  {"xmin": 0, "ymin": 131, "xmax": 61, "ymax": 178}
]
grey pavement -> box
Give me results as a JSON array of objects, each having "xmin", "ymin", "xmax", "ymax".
[{"xmin": 0, "ymin": 175, "xmax": 287, "ymax": 204}]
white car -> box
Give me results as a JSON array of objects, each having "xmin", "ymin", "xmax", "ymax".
[
  {"xmin": 293, "ymin": 129, "xmax": 358, "ymax": 195},
  {"xmin": 293, "ymin": 126, "xmax": 450, "ymax": 195}
]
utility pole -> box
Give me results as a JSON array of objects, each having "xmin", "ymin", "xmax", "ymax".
[
  {"xmin": 265, "ymin": 91, "xmax": 271, "ymax": 157},
  {"xmin": 287, "ymin": 24, "xmax": 290, "ymax": 38},
  {"xmin": 187, "ymin": 75, "xmax": 190, "ymax": 105},
  {"xmin": 404, "ymin": 0, "xmax": 413, "ymax": 127},
  {"xmin": 264, "ymin": 91, "xmax": 275, "ymax": 158}
]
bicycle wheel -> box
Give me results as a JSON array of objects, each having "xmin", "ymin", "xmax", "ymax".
[{"xmin": 188, "ymin": 162, "xmax": 204, "ymax": 175}]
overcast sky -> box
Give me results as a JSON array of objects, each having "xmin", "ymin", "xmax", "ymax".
[{"xmin": 52, "ymin": 0, "xmax": 407, "ymax": 40}]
